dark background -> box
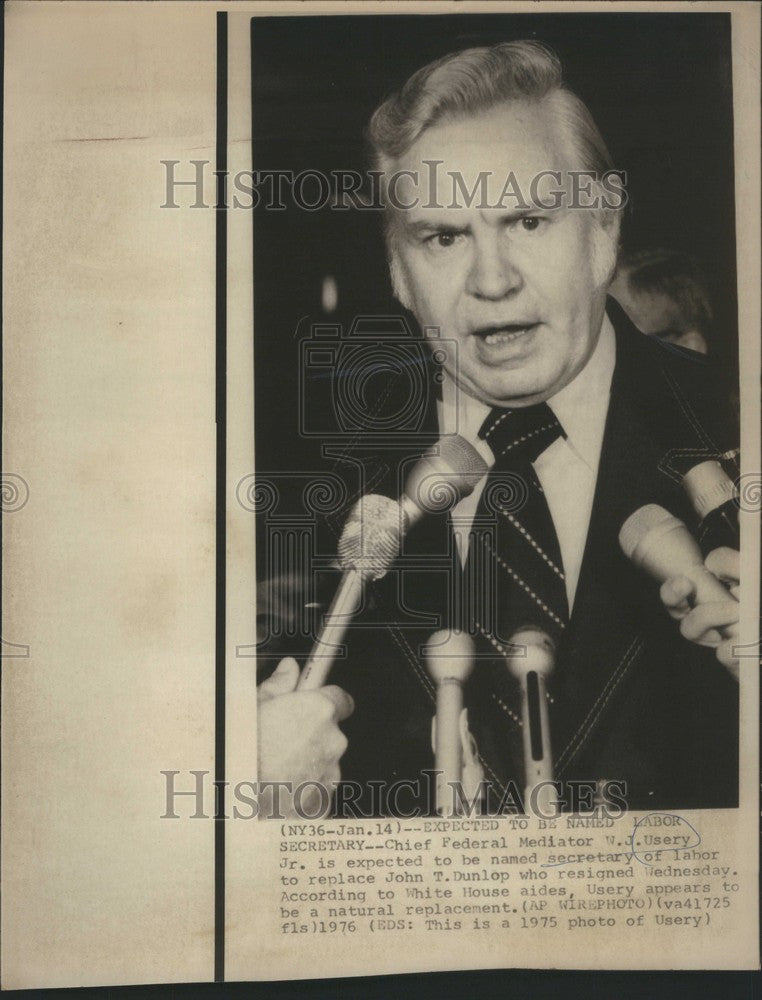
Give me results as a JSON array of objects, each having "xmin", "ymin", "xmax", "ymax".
[{"xmin": 251, "ymin": 11, "xmax": 738, "ymax": 495}]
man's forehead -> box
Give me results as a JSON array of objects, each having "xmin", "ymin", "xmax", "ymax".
[
  {"xmin": 393, "ymin": 102, "xmax": 573, "ymax": 176},
  {"xmin": 386, "ymin": 101, "xmax": 578, "ymax": 212}
]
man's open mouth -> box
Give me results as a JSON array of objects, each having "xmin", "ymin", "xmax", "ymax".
[{"xmin": 472, "ymin": 323, "xmax": 539, "ymax": 345}]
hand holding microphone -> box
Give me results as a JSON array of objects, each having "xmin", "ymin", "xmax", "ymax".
[
  {"xmin": 258, "ymin": 657, "xmax": 354, "ymax": 818},
  {"xmin": 619, "ymin": 504, "xmax": 740, "ymax": 679},
  {"xmin": 256, "ymin": 435, "xmax": 488, "ymax": 819}
]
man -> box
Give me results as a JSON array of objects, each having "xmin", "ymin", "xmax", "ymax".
[{"xmin": 258, "ymin": 41, "xmax": 740, "ymax": 816}]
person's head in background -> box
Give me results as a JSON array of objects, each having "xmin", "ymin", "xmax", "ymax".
[{"xmin": 609, "ymin": 248, "xmax": 713, "ymax": 355}]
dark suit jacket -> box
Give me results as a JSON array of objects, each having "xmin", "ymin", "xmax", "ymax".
[{"xmin": 276, "ymin": 300, "xmax": 740, "ymax": 815}]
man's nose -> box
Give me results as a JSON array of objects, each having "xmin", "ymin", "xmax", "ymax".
[{"xmin": 466, "ymin": 235, "xmax": 523, "ymax": 300}]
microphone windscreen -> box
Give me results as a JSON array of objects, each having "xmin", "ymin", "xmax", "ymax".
[
  {"xmin": 405, "ymin": 435, "xmax": 489, "ymax": 515},
  {"xmin": 505, "ymin": 626, "xmax": 555, "ymax": 679},
  {"xmin": 337, "ymin": 494, "xmax": 401, "ymax": 579},
  {"xmin": 438, "ymin": 435, "xmax": 490, "ymax": 488},
  {"xmin": 618, "ymin": 503, "xmax": 679, "ymax": 561},
  {"xmin": 619, "ymin": 503, "xmax": 707, "ymax": 585},
  {"xmin": 424, "ymin": 630, "xmax": 475, "ymax": 684}
]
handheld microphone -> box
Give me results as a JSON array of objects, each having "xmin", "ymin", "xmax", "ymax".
[
  {"xmin": 681, "ymin": 460, "xmax": 739, "ymax": 554},
  {"xmin": 505, "ymin": 627, "xmax": 558, "ymax": 816},
  {"xmin": 297, "ymin": 495, "xmax": 400, "ymax": 690},
  {"xmin": 618, "ymin": 503, "xmax": 735, "ymax": 606},
  {"xmin": 297, "ymin": 436, "xmax": 487, "ymax": 690},
  {"xmin": 425, "ymin": 631, "xmax": 475, "ymax": 818},
  {"xmin": 402, "ymin": 435, "xmax": 488, "ymax": 527}
]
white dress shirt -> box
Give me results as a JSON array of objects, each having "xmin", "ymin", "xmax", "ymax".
[{"xmin": 437, "ymin": 315, "xmax": 616, "ymax": 611}]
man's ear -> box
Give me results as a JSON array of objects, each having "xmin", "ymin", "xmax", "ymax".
[
  {"xmin": 591, "ymin": 213, "xmax": 621, "ymax": 288},
  {"xmin": 598, "ymin": 205, "xmax": 622, "ymax": 244}
]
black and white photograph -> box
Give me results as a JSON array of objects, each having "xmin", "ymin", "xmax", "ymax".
[{"xmin": 252, "ymin": 13, "xmax": 743, "ymax": 819}]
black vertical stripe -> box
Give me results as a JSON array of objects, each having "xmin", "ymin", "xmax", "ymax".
[
  {"xmin": 214, "ymin": 9, "xmax": 228, "ymax": 985},
  {"xmin": 527, "ymin": 672, "xmax": 543, "ymax": 762}
]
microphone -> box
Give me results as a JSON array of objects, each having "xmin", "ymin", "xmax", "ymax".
[
  {"xmin": 297, "ymin": 494, "xmax": 400, "ymax": 690},
  {"xmin": 618, "ymin": 503, "xmax": 734, "ymax": 606},
  {"xmin": 297, "ymin": 436, "xmax": 488, "ymax": 690},
  {"xmin": 425, "ymin": 631, "xmax": 475, "ymax": 817},
  {"xmin": 402, "ymin": 434, "xmax": 489, "ymax": 527},
  {"xmin": 505, "ymin": 627, "xmax": 558, "ymax": 816},
  {"xmin": 681, "ymin": 460, "xmax": 739, "ymax": 554}
]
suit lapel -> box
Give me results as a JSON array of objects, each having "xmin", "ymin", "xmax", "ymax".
[{"xmin": 551, "ymin": 303, "xmax": 716, "ymax": 776}]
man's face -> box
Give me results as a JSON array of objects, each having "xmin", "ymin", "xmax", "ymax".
[{"xmin": 388, "ymin": 102, "xmax": 616, "ymax": 408}]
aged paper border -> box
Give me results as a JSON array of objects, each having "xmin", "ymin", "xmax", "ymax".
[{"xmin": 0, "ymin": 0, "xmax": 758, "ymax": 990}]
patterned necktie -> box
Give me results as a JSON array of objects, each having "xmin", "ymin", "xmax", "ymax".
[
  {"xmin": 465, "ymin": 401, "xmax": 568, "ymax": 645},
  {"xmin": 460, "ymin": 402, "xmax": 567, "ymax": 800}
]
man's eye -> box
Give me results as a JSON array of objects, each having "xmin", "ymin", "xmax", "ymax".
[
  {"xmin": 519, "ymin": 216, "xmax": 543, "ymax": 232},
  {"xmin": 425, "ymin": 231, "xmax": 464, "ymax": 249}
]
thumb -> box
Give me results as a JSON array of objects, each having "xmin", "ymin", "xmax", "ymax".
[{"xmin": 258, "ymin": 657, "xmax": 300, "ymax": 702}]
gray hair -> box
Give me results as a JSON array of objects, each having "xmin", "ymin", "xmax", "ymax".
[
  {"xmin": 367, "ymin": 40, "xmax": 613, "ymax": 176},
  {"xmin": 367, "ymin": 41, "xmax": 621, "ymax": 302}
]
